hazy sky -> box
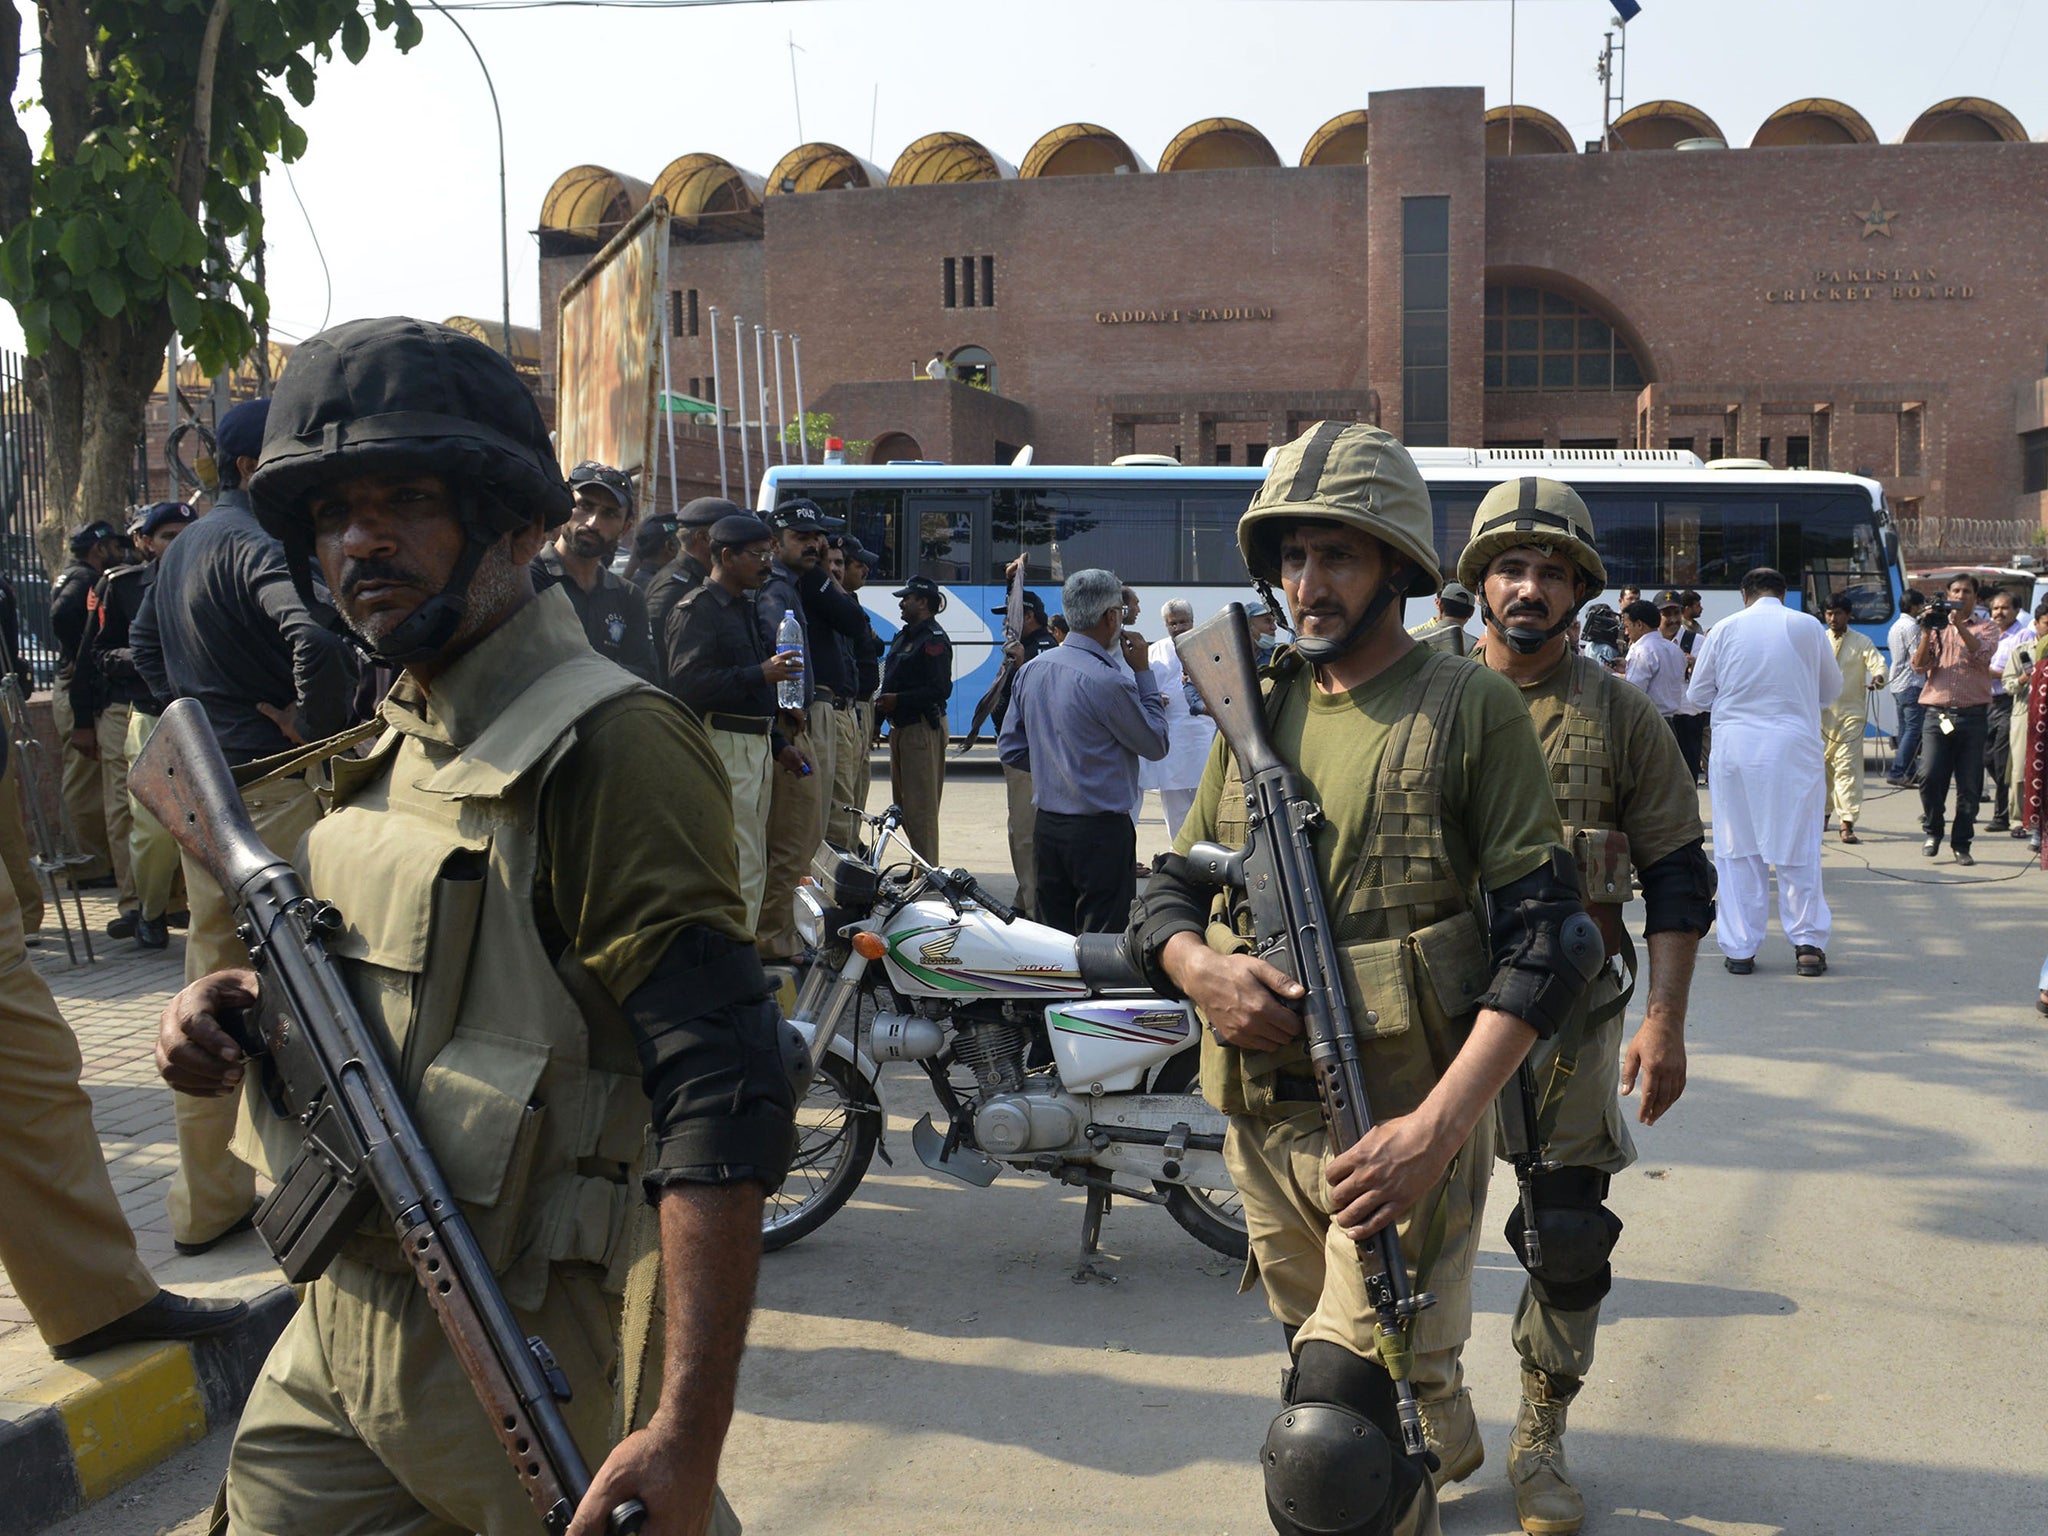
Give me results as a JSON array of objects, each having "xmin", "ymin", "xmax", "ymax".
[{"xmin": 7, "ymin": 0, "xmax": 2046, "ymax": 352}]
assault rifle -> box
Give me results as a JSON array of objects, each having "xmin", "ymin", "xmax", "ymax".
[
  {"xmin": 1175, "ymin": 604, "xmax": 1435, "ymax": 1464},
  {"xmin": 131, "ymin": 700, "xmax": 644, "ymax": 1536}
]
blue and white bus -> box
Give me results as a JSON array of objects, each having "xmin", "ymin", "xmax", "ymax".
[{"xmin": 759, "ymin": 448, "xmax": 1903, "ymax": 739}]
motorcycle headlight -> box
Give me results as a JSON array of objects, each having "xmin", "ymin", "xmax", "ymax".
[{"xmin": 794, "ymin": 882, "xmax": 828, "ymax": 949}]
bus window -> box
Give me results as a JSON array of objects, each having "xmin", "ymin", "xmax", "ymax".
[
  {"xmin": 1793, "ymin": 491, "xmax": 1893, "ymax": 622},
  {"xmin": 1576, "ymin": 493, "xmax": 1657, "ymax": 587},
  {"xmin": 1664, "ymin": 498, "xmax": 1775, "ymax": 588},
  {"xmin": 990, "ymin": 489, "xmax": 1056, "ymax": 579},
  {"xmin": 1429, "ymin": 489, "xmax": 1485, "ymax": 574},
  {"xmin": 908, "ymin": 494, "xmax": 984, "ymax": 585},
  {"xmin": 1184, "ymin": 494, "xmax": 1254, "ymax": 584},
  {"xmin": 847, "ymin": 490, "xmax": 901, "ymax": 582},
  {"xmin": 1038, "ymin": 488, "xmax": 1179, "ymax": 584}
]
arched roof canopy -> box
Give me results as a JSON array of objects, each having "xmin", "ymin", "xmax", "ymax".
[
  {"xmin": 1901, "ymin": 97, "xmax": 2027, "ymax": 144},
  {"xmin": 539, "ymin": 164, "xmax": 650, "ymax": 237},
  {"xmin": 889, "ymin": 131, "xmax": 1014, "ymax": 186},
  {"xmin": 1484, "ymin": 106, "xmax": 1575, "ymax": 156},
  {"xmin": 766, "ymin": 142, "xmax": 880, "ymax": 195},
  {"xmin": 1018, "ymin": 123, "xmax": 1147, "ymax": 178},
  {"xmin": 1158, "ymin": 117, "xmax": 1281, "ymax": 172},
  {"xmin": 651, "ymin": 153, "xmax": 765, "ymax": 231},
  {"xmin": 1611, "ymin": 100, "xmax": 1726, "ymax": 150},
  {"xmin": 1751, "ymin": 99, "xmax": 1877, "ymax": 148},
  {"xmin": 1301, "ymin": 109, "xmax": 1369, "ymax": 167}
]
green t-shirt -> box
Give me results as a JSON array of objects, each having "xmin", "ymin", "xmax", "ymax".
[
  {"xmin": 1511, "ymin": 651, "xmax": 1704, "ymax": 871},
  {"xmin": 1173, "ymin": 647, "xmax": 1564, "ymax": 929}
]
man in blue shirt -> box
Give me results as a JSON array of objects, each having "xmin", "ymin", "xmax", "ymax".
[{"xmin": 999, "ymin": 568, "xmax": 1169, "ymax": 933}]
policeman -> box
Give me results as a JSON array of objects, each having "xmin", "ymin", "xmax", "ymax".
[
  {"xmin": 50, "ymin": 518, "xmax": 128, "ymax": 881},
  {"xmin": 1128, "ymin": 423, "xmax": 1595, "ymax": 1536},
  {"xmin": 79, "ymin": 500, "xmax": 195, "ymax": 949},
  {"xmin": 1450, "ymin": 477, "xmax": 1713, "ymax": 1535},
  {"xmin": 154, "ymin": 317, "xmax": 791, "ymax": 1535},
  {"xmin": 839, "ymin": 538, "xmax": 884, "ymax": 823},
  {"xmin": 531, "ymin": 460, "xmax": 658, "ymax": 682},
  {"xmin": 624, "ymin": 512, "xmax": 680, "ymax": 595},
  {"xmin": 803, "ymin": 533, "xmax": 872, "ymax": 851},
  {"xmin": 648, "ymin": 495, "xmax": 733, "ymax": 656},
  {"xmin": 1407, "ymin": 580, "xmax": 1476, "ymax": 657},
  {"xmin": 667, "ymin": 513, "xmax": 807, "ymax": 929},
  {"xmin": 994, "ymin": 581, "xmax": 1059, "ymax": 915},
  {"xmin": 878, "ymin": 575, "xmax": 954, "ymax": 863}
]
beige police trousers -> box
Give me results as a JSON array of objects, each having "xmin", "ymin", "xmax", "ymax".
[
  {"xmin": 825, "ymin": 704, "xmax": 865, "ymax": 851},
  {"xmin": 756, "ymin": 702, "xmax": 836, "ymax": 960},
  {"xmin": 49, "ymin": 684, "xmax": 111, "ymax": 877},
  {"xmin": 0, "ymin": 869, "xmax": 157, "ymax": 1346},
  {"xmin": 95, "ymin": 700, "xmax": 137, "ymax": 914},
  {"xmin": 171, "ymin": 772, "xmax": 320, "ymax": 1246},
  {"xmin": 222, "ymin": 1259, "xmax": 741, "ymax": 1536},
  {"xmin": 0, "ymin": 752, "xmax": 43, "ymax": 932},
  {"xmin": 709, "ymin": 726, "xmax": 773, "ymax": 933},
  {"xmin": 888, "ymin": 718, "xmax": 946, "ymax": 864},
  {"xmin": 124, "ymin": 708, "xmax": 181, "ymax": 922},
  {"xmin": 1002, "ymin": 763, "xmax": 1037, "ymax": 916}
]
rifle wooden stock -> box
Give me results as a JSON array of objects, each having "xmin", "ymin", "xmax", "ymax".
[
  {"xmin": 1174, "ymin": 604, "xmax": 1436, "ymax": 1465},
  {"xmin": 131, "ymin": 700, "xmax": 644, "ymax": 1536}
]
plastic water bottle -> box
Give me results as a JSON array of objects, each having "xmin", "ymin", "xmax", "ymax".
[{"xmin": 775, "ymin": 610, "xmax": 804, "ymax": 710}]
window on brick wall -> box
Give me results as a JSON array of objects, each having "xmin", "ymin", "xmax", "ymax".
[
  {"xmin": 1708, "ymin": 436, "xmax": 1725, "ymax": 460},
  {"xmin": 2023, "ymin": 430, "xmax": 2048, "ymax": 494},
  {"xmin": 687, "ymin": 289, "xmax": 699, "ymax": 336},
  {"xmin": 943, "ymin": 254, "xmax": 996, "ymax": 309},
  {"xmin": 1786, "ymin": 434, "xmax": 1811, "ymax": 469},
  {"xmin": 1898, "ymin": 406, "xmax": 1924, "ymax": 477},
  {"xmin": 1484, "ymin": 283, "xmax": 1646, "ymax": 393},
  {"xmin": 1668, "ymin": 435, "xmax": 1695, "ymax": 455},
  {"xmin": 1402, "ymin": 197, "xmax": 1450, "ymax": 446}
]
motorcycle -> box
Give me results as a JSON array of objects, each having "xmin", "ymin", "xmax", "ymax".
[{"xmin": 769, "ymin": 805, "xmax": 1245, "ymax": 1277}]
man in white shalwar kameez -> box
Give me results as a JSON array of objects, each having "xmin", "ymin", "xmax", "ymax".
[
  {"xmin": 1140, "ymin": 599, "xmax": 1218, "ymax": 839},
  {"xmin": 1685, "ymin": 567, "xmax": 1842, "ymax": 976}
]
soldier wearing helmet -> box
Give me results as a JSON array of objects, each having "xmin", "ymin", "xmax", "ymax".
[
  {"xmin": 1128, "ymin": 423, "xmax": 1599, "ymax": 1536},
  {"xmin": 1444, "ymin": 476, "xmax": 1714, "ymax": 1535},
  {"xmin": 152, "ymin": 318, "xmax": 789, "ymax": 1535}
]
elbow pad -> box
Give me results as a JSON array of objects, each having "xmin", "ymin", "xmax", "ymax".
[
  {"xmin": 1129, "ymin": 852, "xmax": 1212, "ymax": 994},
  {"xmin": 1478, "ymin": 847, "xmax": 1605, "ymax": 1040},
  {"xmin": 1638, "ymin": 839, "xmax": 1716, "ymax": 937}
]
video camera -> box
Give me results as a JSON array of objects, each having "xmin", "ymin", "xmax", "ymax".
[{"xmin": 1919, "ymin": 599, "xmax": 1955, "ymax": 630}]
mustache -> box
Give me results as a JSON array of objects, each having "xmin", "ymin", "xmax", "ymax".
[
  {"xmin": 339, "ymin": 558, "xmax": 430, "ymax": 599},
  {"xmin": 1505, "ymin": 602, "xmax": 1550, "ymax": 619}
]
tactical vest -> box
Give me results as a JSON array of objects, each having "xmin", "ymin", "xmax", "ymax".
[
  {"xmin": 1204, "ymin": 651, "xmax": 1494, "ymax": 1118},
  {"xmin": 1532, "ymin": 656, "xmax": 1633, "ymax": 941},
  {"xmin": 236, "ymin": 591, "xmax": 660, "ymax": 1312}
]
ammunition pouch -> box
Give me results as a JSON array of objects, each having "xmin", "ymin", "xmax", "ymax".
[
  {"xmin": 1567, "ymin": 826, "xmax": 1631, "ymax": 960},
  {"xmin": 1503, "ymin": 1165, "xmax": 1622, "ymax": 1312}
]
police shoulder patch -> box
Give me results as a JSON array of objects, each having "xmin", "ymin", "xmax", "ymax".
[{"xmin": 924, "ymin": 640, "xmax": 947, "ymax": 657}]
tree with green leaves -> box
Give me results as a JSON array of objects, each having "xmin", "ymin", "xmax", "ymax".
[
  {"xmin": 781, "ymin": 410, "xmax": 870, "ymax": 463},
  {"xmin": 0, "ymin": 0, "xmax": 420, "ymax": 571}
]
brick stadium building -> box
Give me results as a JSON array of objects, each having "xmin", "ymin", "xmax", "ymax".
[{"xmin": 536, "ymin": 86, "xmax": 2048, "ymax": 559}]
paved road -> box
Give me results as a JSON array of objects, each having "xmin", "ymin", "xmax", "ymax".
[{"xmin": 36, "ymin": 763, "xmax": 2048, "ymax": 1534}]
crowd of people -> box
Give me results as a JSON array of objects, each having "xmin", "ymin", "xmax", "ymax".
[{"xmin": 1, "ymin": 313, "xmax": 2042, "ymax": 1536}]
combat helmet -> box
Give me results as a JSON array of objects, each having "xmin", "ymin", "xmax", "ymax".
[
  {"xmin": 1456, "ymin": 475, "xmax": 1607, "ymax": 655},
  {"xmin": 248, "ymin": 317, "xmax": 571, "ymax": 665},
  {"xmin": 1237, "ymin": 422, "xmax": 1440, "ymax": 664}
]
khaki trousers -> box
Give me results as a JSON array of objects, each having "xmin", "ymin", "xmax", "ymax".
[
  {"xmin": 0, "ymin": 871, "xmax": 157, "ymax": 1346},
  {"xmin": 709, "ymin": 727, "xmax": 773, "ymax": 933},
  {"xmin": 825, "ymin": 705, "xmax": 864, "ymax": 851},
  {"xmin": 1822, "ymin": 710, "xmax": 1867, "ymax": 826},
  {"xmin": 0, "ymin": 753, "xmax": 43, "ymax": 932},
  {"xmin": 852, "ymin": 702, "xmax": 875, "ymax": 818},
  {"xmin": 756, "ymin": 704, "xmax": 835, "ymax": 960},
  {"xmin": 888, "ymin": 718, "xmax": 946, "ymax": 864},
  {"xmin": 1225, "ymin": 1106, "xmax": 1478, "ymax": 1536},
  {"xmin": 95, "ymin": 700, "xmax": 137, "ymax": 913},
  {"xmin": 2011, "ymin": 699, "xmax": 2030, "ymax": 822},
  {"xmin": 1002, "ymin": 763, "xmax": 1037, "ymax": 915},
  {"xmin": 1489, "ymin": 971, "xmax": 1634, "ymax": 1382},
  {"xmin": 171, "ymin": 773, "xmax": 320, "ymax": 1245},
  {"xmin": 124, "ymin": 709, "xmax": 181, "ymax": 921},
  {"xmin": 225, "ymin": 1258, "xmax": 741, "ymax": 1536},
  {"xmin": 49, "ymin": 684, "xmax": 110, "ymax": 876}
]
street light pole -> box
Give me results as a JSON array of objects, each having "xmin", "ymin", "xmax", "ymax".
[{"xmin": 423, "ymin": 2, "xmax": 512, "ymax": 359}]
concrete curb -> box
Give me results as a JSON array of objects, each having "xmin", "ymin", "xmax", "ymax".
[{"xmin": 0, "ymin": 1285, "xmax": 295, "ymax": 1532}]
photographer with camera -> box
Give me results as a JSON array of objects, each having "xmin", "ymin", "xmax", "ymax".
[{"xmin": 1911, "ymin": 574, "xmax": 1999, "ymax": 864}]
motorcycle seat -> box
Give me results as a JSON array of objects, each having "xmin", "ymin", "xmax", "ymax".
[{"xmin": 1075, "ymin": 932, "xmax": 1152, "ymax": 992}]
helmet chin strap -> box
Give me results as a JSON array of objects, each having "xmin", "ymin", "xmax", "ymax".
[
  {"xmin": 1293, "ymin": 561, "xmax": 1416, "ymax": 667},
  {"xmin": 361, "ymin": 533, "xmax": 494, "ymax": 668}
]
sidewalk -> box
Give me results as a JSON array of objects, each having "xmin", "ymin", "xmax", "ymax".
[{"xmin": 0, "ymin": 890, "xmax": 290, "ymax": 1531}]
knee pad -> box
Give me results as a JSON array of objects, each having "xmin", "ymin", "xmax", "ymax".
[
  {"xmin": 1262, "ymin": 1343, "xmax": 1422, "ymax": 1536},
  {"xmin": 1504, "ymin": 1165, "xmax": 1622, "ymax": 1312}
]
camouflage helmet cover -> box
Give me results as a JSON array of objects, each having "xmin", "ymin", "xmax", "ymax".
[
  {"xmin": 1237, "ymin": 422, "xmax": 1441, "ymax": 597},
  {"xmin": 1455, "ymin": 475, "xmax": 1609, "ymax": 594}
]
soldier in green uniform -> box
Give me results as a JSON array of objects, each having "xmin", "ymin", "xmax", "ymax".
[
  {"xmin": 1128, "ymin": 424, "xmax": 1600, "ymax": 1536},
  {"xmin": 1441, "ymin": 477, "xmax": 1715, "ymax": 1535},
  {"xmin": 153, "ymin": 319, "xmax": 793, "ymax": 1536},
  {"xmin": 1406, "ymin": 580, "xmax": 1476, "ymax": 657}
]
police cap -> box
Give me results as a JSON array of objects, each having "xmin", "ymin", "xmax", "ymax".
[
  {"xmin": 768, "ymin": 497, "xmax": 844, "ymax": 534},
  {"xmin": 214, "ymin": 398, "xmax": 269, "ymax": 463},
  {"xmin": 680, "ymin": 496, "xmax": 740, "ymax": 528},
  {"xmin": 893, "ymin": 575, "xmax": 945, "ymax": 605},
  {"xmin": 567, "ymin": 460, "xmax": 634, "ymax": 514},
  {"xmin": 69, "ymin": 520, "xmax": 126, "ymax": 556},
  {"xmin": 710, "ymin": 513, "xmax": 773, "ymax": 550},
  {"xmin": 990, "ymin": 590, "xmax": 1047, "ymax": 617}
]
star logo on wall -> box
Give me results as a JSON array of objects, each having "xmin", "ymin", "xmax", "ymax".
[{"xmin": 1857, "ymin": 199, "xmax": 1898, "ymax": 238}]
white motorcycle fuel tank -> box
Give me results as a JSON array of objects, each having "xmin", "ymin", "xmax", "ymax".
[
  {"xmin": 1045, "ymin": 998, "xmax": 1200, "ymax": 1094},
  {"xmin": 877, "ymin": 900, "xmax": 1090, "ymax": 1001}
]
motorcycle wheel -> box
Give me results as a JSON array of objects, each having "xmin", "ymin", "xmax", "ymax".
[
  {"xmin": 1149, "ymin": 1047, "xmax": 1249, "ymax": 1261},
  {"xmin": 762, "ymin": 1052, "xmax": 881, "ymax": 1252}
]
